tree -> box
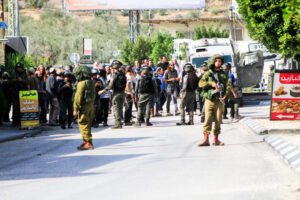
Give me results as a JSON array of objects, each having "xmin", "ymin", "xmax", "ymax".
[
  {"xmin": 193, "ymin": 26, "xmax": 229, "ymax": 40},
  {"xmin": 120, "ymin": 39, "xmax": 134, "ymax": 65},
  {"xmin": 120, "ymin": 36, "xmax": 152, "ymax": 66},
  {"xmin": 237, "ymin": 0, "xmax": 300, "ymax": 61},
  {"xmin": 150, "ymin": 32, "xmax": 174, "ymax": 64},
  {"xmin": 132, "ymin": 36, "xmax": 153, "ymax": 63}
]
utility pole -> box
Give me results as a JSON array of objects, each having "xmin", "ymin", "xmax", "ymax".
[
  {"xmin": 8, "ymin": 0, "xmax": 19, "ymax": 36},
  {"xmin": 129, "ymin": 10, "xmax": 141, "ymax": 43}
]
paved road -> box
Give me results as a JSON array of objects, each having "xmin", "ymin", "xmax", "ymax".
[{"xmin": 0, "ymin": 114, "xmax": 299, "ymax": 200}]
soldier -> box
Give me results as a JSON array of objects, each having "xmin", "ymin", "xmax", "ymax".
[
  {"xmin": 135, "ymin": 67, "xmax": 158, "ymax": 127},
  {"xmin": 73, "ymin": 65, "xmax": 95, "ymax": 150},
  {"xmin": 198, "ymin": 54, "xmax": 231, "ymax": 146},
  {"xmin": 176, "ymin": 63, "xmax": 198, "ymax": 126},
  {"xmin": 105, "ymin": 60, "xmax": 126, "ymax": 129}
]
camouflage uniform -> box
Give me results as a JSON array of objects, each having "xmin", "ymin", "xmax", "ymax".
[
  {"xmin": 105, "ymin": 60, "xmax": 126, "ymax": 129},
  {"xmin": 73, "ymin": 66, "xmax": 95, "ymax": 150},
  {"xmin": 135, "ymin": 67, "xmax": 158, "ymax": 126},
  {"xmin": 198, "ymin": 55, "xmax": 231, "ymax": 146},
  {"xmin": 177, "ymin": 64, "xmax": 198, "ymax": 125}
]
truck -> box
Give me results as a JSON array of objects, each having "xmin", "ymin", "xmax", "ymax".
[{"xmin": 173, "ymin": 38, "xmax": 265, "ymax": 88}]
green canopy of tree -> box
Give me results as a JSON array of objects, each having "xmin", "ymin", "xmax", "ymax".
[
  {"xmin": 193, "ymin": 26, "xmax": 229, "ymax": 40},
  {"xmin": 120, "ymin": 33, "xmax": 174, "ymax": 66},
  {"xmin": 237, "ymin": 0, "xmax": 300, "ymax": 61}
]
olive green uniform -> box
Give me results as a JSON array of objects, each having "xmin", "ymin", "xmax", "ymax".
[
  {"xmin": 199, "ymin": 62, "xmax": 231, "ymax": 135},
  {"xmin": 73, "ymin": 80, "xmax": 95, "ymax": 142}
]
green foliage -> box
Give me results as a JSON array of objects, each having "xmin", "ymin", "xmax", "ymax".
[
  {"xmin": 120, "ymin": 36, "xmax": 152, "ymax": 65},
  {"xmin": 187, "ymin": 10, "xmax": 200, "ymax": 19},
  {"xmin": 159, "ymin": 10, "xmax": 168, "ymax": 16},
  {"xmin": 25, "ymin": 0, "xmax": 48, "ymax": 8},
  {"xmin": 179, "ymin": 43, "xmax": 188, "ymax": 61},
  {"xmin": 193, "ymin": 26, "xmax": 229, "ymax": 39},
  {"xmin": 132, "ymin": 36, "xmax": 152, "ymax": 63},
  {"xmin": 20, "ymin": 9, "xmax": 127, "ymax": 64},
  {"xmin": 176, "ymin": 31, "xmax": 186, "ymax": 39},
  {"xmin": 120, "ymin": 39, "xmax": 134, "ymax": 65},
  {"xmin": 150, "ymin": 32, "xmax": 174, "ymax": 64},
  {"xmin": 237, "ymin": 0, "xmax": 300, "ymax": 61},
  {"xmin": 120, "ymin": 33, "xmax": 174, "ymax": 66},
  {"xmin": 3, "ymin": 52, "xmax": 50, "ymax": 76}
]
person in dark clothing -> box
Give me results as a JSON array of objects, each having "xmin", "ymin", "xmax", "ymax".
[
  {"xmin": 1, "ymin": 72, "xmax": 12, "ymax": 122},
  {"xmin": 55, "ymin": 69, "xmax": 65, "ymax": 129},
  {"xmin": 36, "ymin": 65, "xmax": 48, "ymax": 124},
  {"xmin": 11, "ymin": 62, "xmax": 29, "ymax": 126},
  {"xmin": 92, "ymin": 69, "xmax": 101, "ymax": 128},
  {"xmin": 57, "ymin": 71, "xmax": 74, "ymax": 129}
]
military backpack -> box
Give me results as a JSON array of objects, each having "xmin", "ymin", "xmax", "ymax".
[
  {"xmin": 140, "ymin": 76, "xmax": 154, "ymax": 94},
  {"xmin": 114, "ymin": 71, "xmax": 127, "ymax": 92}
]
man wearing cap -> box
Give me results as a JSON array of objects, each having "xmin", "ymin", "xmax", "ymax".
[
  {"xmin": 198, "ymin": 54, "xmax": 232, "ymax": 146},
  {"xmin": 105, "ymin": 60, "xmax": 127, "ymax": 129},
  {"xmin": 135, "ymin": 66, "xmax": 158, "ymax": 127}
]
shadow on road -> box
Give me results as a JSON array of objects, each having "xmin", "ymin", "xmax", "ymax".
[{"xmin": 0, "ymin": 135, "xmax": 151, "ymax": 181}]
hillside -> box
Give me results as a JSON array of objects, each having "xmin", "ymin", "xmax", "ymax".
[{"xmin": 8, "ymin": 0, "xmax": 233, "ymax": 65}]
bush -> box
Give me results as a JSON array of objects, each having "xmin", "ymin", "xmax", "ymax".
[
  {"xmin": 25, "ymin": 0, "xmax": 48, "ymax": 9},
  {"xmin": 159, "ymin": 10, "xmax": 168, "ymax": 16}
]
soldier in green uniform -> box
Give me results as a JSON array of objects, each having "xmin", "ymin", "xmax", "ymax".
[
  {"xmin": 105, "ymin": 60, "xmax": 126, "ymax": 129},
  {"xmin": 176, "ymin": 63, "xmax": 198, "ymax": 126},
  {"xmin": 135, "ymin": 67, "xmax": 158, "ymax": 127},
  {"xmin": 73, "ymin": 65, "xmax": 95, "ymax": 150},
  {"xmin": 198, "ymin": 54, "xmax": 231, "ymax": 146}
]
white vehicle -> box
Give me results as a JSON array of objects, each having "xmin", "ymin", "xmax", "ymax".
[{"xmin": 188, "ymin": 38, "xmax": 236, "ymax": 68}]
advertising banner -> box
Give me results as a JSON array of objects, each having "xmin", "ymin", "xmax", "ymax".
[
  {"xmin": 19, "ymin": 90, "xmax": 40, "ymax": 128},
  {"xmin": 270, "ymin": 72, "xmax": 300, "ymax": 120},
  {"xmin": 83, "ymin": 38, "xmax": 92, "ymax": 56},
  {"xmin": 65, "ymin": 0, "xmax": 206, "ymax": 11}
]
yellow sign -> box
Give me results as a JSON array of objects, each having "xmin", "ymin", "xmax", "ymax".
[{"xmin": 19, "ymin": 90, "xmax": 40, "ymax": 128}]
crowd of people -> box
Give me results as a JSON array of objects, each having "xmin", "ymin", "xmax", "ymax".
[{"xmin": 0, "ymin": 54, "xmax": 240, "ymax": 149}]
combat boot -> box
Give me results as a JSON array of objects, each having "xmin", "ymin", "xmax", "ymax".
[
  {"xmin": 145, "ymin": 120, "xmax": 152, "ymax": 126},
  {"xmin": 213, "ymin": 134, "xmax": 225, "ymax": 146},
  {"xmin": 186, "ymin": 113, "xmax": 194, "ymax": 125},
  {"xmin": 176, "ymin": 121, "xmax": 186, "ymax": 126},
  {"xmin": 198, "ymin": 132, "xmax": 210, "ymax": 147},
  {"xmin": 112, "ymin": 125, "xmax": 122, "ymax": 129},
  {"xmin": 77, "ymin": 141, "xmax": 94, "ymax": 150},
  {"xmin": 134, "ymin": 121, "xmax": 141, "ymax": 127}
]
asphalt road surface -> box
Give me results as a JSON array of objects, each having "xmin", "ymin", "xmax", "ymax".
[{"xmin": 0, "ymin": 112, "xmax": 299, "ymax": 200}]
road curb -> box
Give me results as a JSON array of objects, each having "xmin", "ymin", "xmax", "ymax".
[
  {"xmin": 0, "ymin": 127, "xmax": 44, "ymax": 143},
  {"xmin": 264, "ymin": 135, "xmax": 300, "ymax": 174},
  {"xmin": 239, "ymin": 117, "xmax": 268, "ymax": 135}
]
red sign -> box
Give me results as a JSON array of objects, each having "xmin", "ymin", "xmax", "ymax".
[
  {"xmin": 271, "ymin": 72, "xmax": 300, "ymax": 120},
  {"xmin": 279, "ymin": 73, "xmax": 300, "ymax": 84}
]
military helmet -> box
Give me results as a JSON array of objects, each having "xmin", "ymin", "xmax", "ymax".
[
  {"xmin": 16, "ymin": 62, "xmax": 24, "ymax": 69},
  {"xmin": 141, "ymin": 66, "xmax": 150, "ymax": 73},
  {"xmin": 183, "ymin": 63, "xmax": 194, "ymax": 72},
  {"xmin": 111, "ymin": 60, "xmax": 123, "ymax": 69},
  {"xmin": 73, "ymin": 65, "xmax": 92, "ymax": 81},
  {"xmin": 200, "ymin": 62, "xmax": 208, "ymax": 71},
  {"xmin": 212, "ymin": 54, "xmax": 224, "ymax": 65}
]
